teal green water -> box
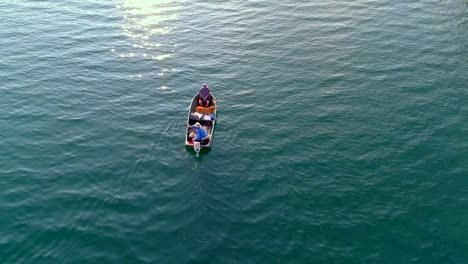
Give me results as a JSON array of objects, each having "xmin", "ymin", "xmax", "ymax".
[{"xmin": 1, "ymin": 0, "xmax": 468, "ymax": 263}]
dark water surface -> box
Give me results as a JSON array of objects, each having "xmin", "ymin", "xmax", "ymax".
[{"xmin": 1, "ymin": 0, "xmax": 468, "ymax": 263}]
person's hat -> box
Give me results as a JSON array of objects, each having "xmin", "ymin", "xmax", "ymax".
[{"xmin": 195, "ymin": 122, "xmax": 201, "ymax": 127}]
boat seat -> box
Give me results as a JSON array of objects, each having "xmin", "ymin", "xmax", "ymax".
[{"xmin": 200, "ymin": 135, "xmax": 210, "ymax": 145}]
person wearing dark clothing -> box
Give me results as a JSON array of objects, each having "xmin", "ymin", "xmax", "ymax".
[{"xmin": 198, "ymin": 83, "xmax": 212, "ymax": 107}]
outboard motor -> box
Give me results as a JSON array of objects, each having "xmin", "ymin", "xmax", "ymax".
[{"xmin": 194, "ymin": 141, "xmax": 201, "ymax": 157}]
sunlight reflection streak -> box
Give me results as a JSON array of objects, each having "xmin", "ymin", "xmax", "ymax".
[{"xmin": 113, "ymin": 0, "xmax": 179, "ymax": 63}]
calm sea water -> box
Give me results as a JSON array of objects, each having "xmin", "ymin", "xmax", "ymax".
[{"xmin": 1, "ymin": 0, "xmax": 467, "ymax": 263}]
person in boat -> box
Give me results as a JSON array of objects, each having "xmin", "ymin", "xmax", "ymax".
[
  {"xmin": 189, "ymin": 122, "xmax": 208, "ymax": 142},
  {"xmin": 198, "ymin": 83, "xmax": 212, "ymax": 108}
]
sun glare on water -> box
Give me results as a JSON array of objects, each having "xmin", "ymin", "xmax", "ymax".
[{"xmin": 113, "ymin": 0, "xmax": 179, "ymax": 63}]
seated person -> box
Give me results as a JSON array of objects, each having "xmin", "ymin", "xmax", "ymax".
[
  {"xmin": 189, "ymin": 122, "xmax": 208, "ymax": 142},
  {"xmin": 198, "ymin": 83, "xmax": 212, "ymax": 107}
]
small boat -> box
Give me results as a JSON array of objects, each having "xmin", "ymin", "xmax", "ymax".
[{"xmin": 185, "ymin": 92, "xmax": 217, "ymax": 154}]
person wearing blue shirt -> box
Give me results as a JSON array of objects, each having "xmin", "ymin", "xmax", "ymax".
[{"xmin": 189, "ymin": 122, "xmax": 208, "ymax": 142}]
